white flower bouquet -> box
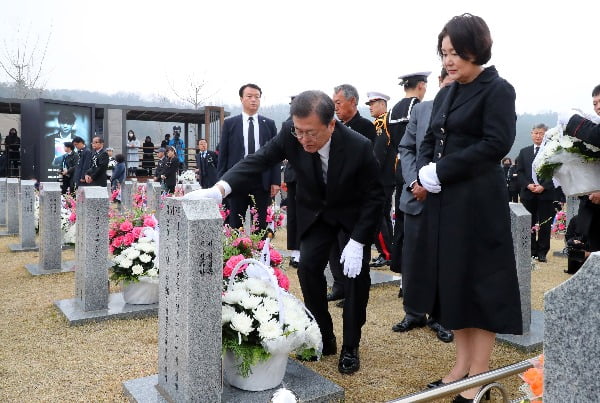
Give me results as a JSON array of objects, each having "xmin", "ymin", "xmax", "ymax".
[
  {"xmin": 533, "ymin": 125, "xmax": 600, "ymax": 196},
  {"xmin": 222, "ymin": 257, "xmax": 322, "ymax": 378},
  {"xmin": 179, "ymin": 169, "xmax": 197, "ymax": 184}
]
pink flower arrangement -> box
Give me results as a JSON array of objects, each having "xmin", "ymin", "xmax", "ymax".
[
  {"xmin": 551, "ymin": 210, "xmax": 567, "ymax": 234},
  {"xmin": 108, "ymin": 207, "xmax": 157, "ymax": 255},
  {"xmin": 266, "ymin": 204, "xmax": 286, "ymax": 229}
]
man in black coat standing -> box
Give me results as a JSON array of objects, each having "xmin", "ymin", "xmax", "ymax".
[
  {"xmin": 60, "ymin": 141, "xmax": 79, "ymax": 194},
  {"xmin": 327, "ymin": 84, "xmax": 377, "ymax": 303},
  {"xmin": 184, "ymin": 90, "xmax": 385, "ymax": 375},
  {"xmin": 195, "ymin": 139, "xmax": 218, "ymax": 188},
  {"xmin": 85, "ymin": 136, "xmax": 109, "ymax": 187},
  {"xmin": 217, "ymin": 83, "xmax": 280, "ymax": 231},
  {"xmin": 516, "ymin": 124, "xmax": 555, "ymax": 262},
  {"xmin": 72, "ymin": 136, "xmax": 92, "ymax": 189}
]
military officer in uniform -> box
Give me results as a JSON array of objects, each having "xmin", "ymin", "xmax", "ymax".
[
  {"xmin": 367, "ymin": 92, "xmax": 394, "ymax": 268},
  {"xmin": 387, "ymin": 71, "xmax": 430, "ymax": 277}
]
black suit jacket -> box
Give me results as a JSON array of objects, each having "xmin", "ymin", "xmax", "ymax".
[
  {"xmin": 515, "ymin": 144, "xmax": 555, "ymax": 201},
  {"xmin": 222, "ymin": 121, "xmax": 384, "ymax": 245},
  {"xmin": 195, "ymin": 150, "xmax": 218, "ymax": 188},
  {"xmin": 74, "ymin": 148, "xmax": 92, "ymax": 184},
  {"xmin": 217, "ymin": 114, "xmax": 280, "ymax": 192},
  {"xmin": 86, "ymin": 148, "xmax": 109, "ymax": 186},
  {"xmin": 344, "ymin": 111, "xmax": 376, "ymax": 144}
]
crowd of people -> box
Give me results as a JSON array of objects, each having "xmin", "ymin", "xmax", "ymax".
[{"xmin": 181, "ymin": 13, "xmax": 600, "ymax": 402}]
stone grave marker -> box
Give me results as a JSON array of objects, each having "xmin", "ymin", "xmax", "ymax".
[
  {"xmin": 544, "ymin": 252, "xmax": 600, "ymax": 401},
  {"xmin": 148, "ymin": 182, "xmax": 163, "ymax": 221},
  {"xmin": 55, "ymin": 186, "xmax": 159, "ymax": 325},
  {"xmin": 0, "ymin": 177, "xmax": 6, "ymax": 226},
  {"xmin": 9, "ymin": 179, "xmax": 38, "ymax": 251},
  {"xmin": 123, "ymin": 198, "xmax": 344, "ymax": 402},
  {"xmin": 565, "ymin": 195, "xmax": 579, "ymax": 227},
  {"xmin": 25, "ymin": 183, "xmax": 74, "ymax": 275},
  {"xmin": 121, "ymin": 180, "xmax": 134, "ymax": 211},
  {"xmin": 0, "ymin": 178, "xmax": 19, "ymax": 236},
  {"xmin": 183, "ymin": 183, "xmax": 200, "ymax": 194},
  {"xmin": 497, "ymin": 203, "xmax": 543, "ymax": 351}
]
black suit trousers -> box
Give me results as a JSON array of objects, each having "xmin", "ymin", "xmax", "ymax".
[
  {"xmin": 521, "ymin": 198, "xmax": 555, "ymax": 257},
  {"xmin": 286, "ymin": 181, "xmax": 298, "ymax": 250},
  {"xmin": 374, "ymin": 185, "xmax": 394, "ymax": 260},
  {"xmin": 391, "ymin": 185, "xmax": 405, "ymax": 273},
  {"xmin": 228, "ymin": 187, "xmax": 270, "ymax": 231},
  {"xmin": 298, "ymin": 218, "xmax": 371, "ymax": 347}
]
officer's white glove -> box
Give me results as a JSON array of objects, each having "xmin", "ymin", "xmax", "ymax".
[
  {"xmin": 418, "ymin": 163, "xmax": 441, "ymax": 193},
  {"xmin": 340, "ymin": 238, "xmax": 363, "ymax": 278},
  {"xmin": 557, "ymin": 109, "xmax": 581, "ymax": 129},
  {"xmin": 181, "ymin": 186, "xmax": 223, "ymax": 202}
]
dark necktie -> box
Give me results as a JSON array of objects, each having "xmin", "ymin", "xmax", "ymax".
[
  {"xmin": 534, "ymin": 146, "xmax": 539, "ymax": 158},
  {"xmin": 312, "ymin": 152, "xmax": 326, "ymax": 196},
  {"xmin": 248, "ymin": 117, "xmax": 255, "ymax": 154}
]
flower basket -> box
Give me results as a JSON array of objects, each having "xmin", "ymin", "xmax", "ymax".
[
  {"xmin": 122, "ymin": 276, "xmax": 159, "ymax": 304},
  {"xmin": 223, "ymin": 349, "xmax": 288, "ymax": 391},
  {"xmin": 551, "ymin": 155, "xmax": 600, "ymax": 197},
  {"xmin": 222, "ymin": 257, "xmax": 321, "ymax": 391}
]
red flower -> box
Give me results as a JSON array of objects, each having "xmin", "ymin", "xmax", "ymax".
[
  {"xmin": 270, "ymin": 249, "xmax": 283, "ymax": 266},
  {"xmin": 123, "ymin": 232, "xmax": 136, "ymax": 246},
  {"xmin": 108, "ymin": 229, "xmax": 117, "ymax": 239},
  {"xmin": 273, "ymin": 267, "xmax": 290, "ymax": 290},
  {"xmin": 143, "ymin": 215, "xmax": 156, "ymax": 228},
  {"xmin": 120, "ymin": 220, "xmax": 134, "ymax": 232},
  {"xmin": 223, "ymin": 255, "xmax": 248, "ymax": 278}
]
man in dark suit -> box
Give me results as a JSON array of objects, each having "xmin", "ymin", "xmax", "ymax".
[
  {"xmin": 516, "ymin": 124, "xmax": 556, "ymax": 262},
  {"xmin": 72, "ymin": 136, "xmax": 92, "ymax": 189},
  {"xmin": 195, "ymin": 139, "xmax": 218, "ymax": 188},
  {"xmin": 217, "ymin": 83, "xmax": 280, "ymax": 231},
  {"xmin": 85, "ymin": 136, "xmax": 109, "ymax": 187},
  {"xmin": 60, "ymin": 141, "xmax": 79, "ymax": 194},
  {"xmin": 185, "ymin": 90, "xmax": 385, "ymax": 375},
  {"xmin": 327, "ymin": 84, "xmax": 377, "ymax": 303}
]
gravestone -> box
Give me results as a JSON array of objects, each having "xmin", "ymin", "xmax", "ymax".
[
  {"xmin": 0, "ymin": 178, "xmax": 19, "ymax": 236},
  {"xmin": 121, "ymin": 180, "xmax": 134, "ymax": 211},
  {"xmin": 0, "ymin": 177, "xmax": 6, "ymax": 226},
  {"xmin": 544, "ymin": 252, "xmax": 600, "ymax": 401},
  {"xmin": 55, "ymin": 186, "xmax": 158, "ymax": 325},
  {"xmin": 565, "ymin": 195, "xmax": 580, "ymax": 227},
  {"xmin": 497, "ymin": 203, "xmax": 543, "ymax": 351},
  {"xmin": 148, "ymin": 182, "xmax": 163, "ymax": 221},
  {"xmin": 123, "ymin": 198, "xmax": 344, "ymax": 402},
  {"xmin": 9, "ymin": 179, "xmax": 38, "ymax": 251},
  {"xmin": 25, "ymin": 183, "xmax": 74, "ymax": 275}
]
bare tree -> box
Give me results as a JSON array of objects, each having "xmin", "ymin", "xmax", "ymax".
[
  {"xmin": 0, "ymin": 25, "xmax": 51, "ymax": 99},
  {"xmin": 168, "ymin": 72, "xmax": 213, "ymax": 110}
]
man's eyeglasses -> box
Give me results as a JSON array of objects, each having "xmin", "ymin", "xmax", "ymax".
[{"xmin": 291, "ymin": 127, "xmax": 320, "ymax": 140}]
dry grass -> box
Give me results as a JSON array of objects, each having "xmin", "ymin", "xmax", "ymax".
[{"xmin": 0, "ymin": 231, "xmax": 570, "ymax": 402}]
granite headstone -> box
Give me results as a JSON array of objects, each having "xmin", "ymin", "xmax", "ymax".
[
  {"xmin": 9, "ymin": 179, "xmax": 37, "ymax": 250},
  {"xmin": 74, "ymin": 186, "xmax": 109, "ymax": 311},
  {"xmin": 0, "ymin": 177, "xmax": 6, "ymax": 226},
  {"xmin": 544, "ymin": 252, "xmax": 600, "ymax": 401},
  {"xmin": 121, "ymin": 180, "xmax": 134, "ymax": 211},
  {"xmin": 1, "ymin": 178, "xmax": 19, "ymax": 235},
  {"xmin": 155, "ymin": 198, "xmax": 223, "ymax": 401}
]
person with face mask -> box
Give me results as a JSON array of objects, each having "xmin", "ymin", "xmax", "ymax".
[{"xmin": 126, "ymin": 130, "xmax": 140, "ymax": 176}]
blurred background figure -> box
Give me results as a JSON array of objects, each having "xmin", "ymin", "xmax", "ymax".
[
  {"xmin": 142, "ymin": 135, "xmax": 155, "ymax": 176},
  {"xmin": 126, "ymin": 130, "xmax": 140, "ymax": 176}
]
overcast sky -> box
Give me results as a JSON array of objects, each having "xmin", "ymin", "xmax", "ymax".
[{"xmin": 0, "ymin": 0, "xmax": 596, "ymax": 115}]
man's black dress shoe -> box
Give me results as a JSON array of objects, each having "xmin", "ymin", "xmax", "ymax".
[
  {"xmin": 338, "ymin": 346, "xmax": 360, "ymax": 374},
  {"xmin": 538, "ymin": 254, "xmax": 547, "ymax": 262},
  {"xmin": 289, "ymin": 258, "xmax": 299, "ymax": 268},
  {"xmin": 392, "ymin": 316, "xmax": 426, "ymax": 332},
  {"xmin": 370, "ymin": 255, "xmax": 390, "ymax": 268},
  {"xmin": 427, "ymin": 320, "xmax": 454, "ymax": 343},
  {"xmin": 326, "ymin": 289, "xmax": 344, "ymax": 302},
  {"xmin": 335, "ymin": 299, "xmax": 344, "ymax": 308}
]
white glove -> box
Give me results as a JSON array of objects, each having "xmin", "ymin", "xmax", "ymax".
[
  {"xmin": 340, "ymin": 238, "xmax": 363, "ymax": 278},
  {"xmin": 418, "ymin": 163, "xmax": 441, "ymax": 193},
  {"xmin": 557, "ymin": 109, "xmax": 581, "ymax": 129},
  {"xmin": 181, "ymin": 186, "xmax": 223, "ymax": 202}
]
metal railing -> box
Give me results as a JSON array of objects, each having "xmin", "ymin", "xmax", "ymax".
[{"xmin": 388, "ymin": 359, "xmax": 533, "ymax": 403}]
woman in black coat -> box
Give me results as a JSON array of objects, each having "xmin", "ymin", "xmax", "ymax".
[
  {"xmin": 161, "ymin": 146, "xmax": 179, "ymax": 193},
  {"xmin": 417, "ymin": 14, "xmax": 522, "ymax": 402},
  {"xmin": 141, "ymin": 136, "xmax": 155, "ymax": 175}
]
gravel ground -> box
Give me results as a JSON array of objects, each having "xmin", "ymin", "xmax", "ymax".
[{"xmin": 0, "ymin": 231, "xmax": 570, "ymax": 402}]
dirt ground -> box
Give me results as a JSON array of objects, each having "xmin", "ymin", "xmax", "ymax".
[{"xmin": 0, "ymin": 231, "xmax": 570, "ymax": 402}]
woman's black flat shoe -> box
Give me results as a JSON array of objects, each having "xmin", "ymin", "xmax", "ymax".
[{"xmin": 426, "ymin": 374, "xmax": 468, "ymax": 389}]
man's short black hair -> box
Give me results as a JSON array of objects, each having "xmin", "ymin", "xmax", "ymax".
[
  {"xmin": 239, "ymin": 83, "xmax": 262, "ymax": 97},
  {"xmin": 592, "ymin": 84, "xmax": 600, "ymax": 97},
  {"xmin": 72, "ymin": 136, "xmax": 85, "ymax": 144},
  {"xmin": 63, "ymin": 141, "xmax": 74, "ymax": 149},
  {"xmin": 290, "ymin": 90, "xmax": 335, "ymax": 126}
]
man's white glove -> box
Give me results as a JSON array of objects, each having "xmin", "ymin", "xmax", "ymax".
[
  {"xmin": 557, "ymin": 109, "xmax": 581, "ymax": 129},
  {"xmin": 340, "ymin": 238, "xmax": 363, "ymax": 278},
  {"xmin": 418, "ymin": 163, "xmax": 441, "ymax": 193},
  {"xmin": 181, "ymin": 186, "xmax": 223, "ymax": 202}
]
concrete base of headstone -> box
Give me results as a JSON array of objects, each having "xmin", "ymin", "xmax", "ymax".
[
  {"xmin": 54, "ymin": 292, "xmax": 158, "ymax": 326},
  {"xmin": 9, "ymin": 243, "xmax": 38, "ymax": 252},
  {"xmin": 123, "ymin": 359, "xmax": 344, "ymax": 403},
  {"xmin": 25, "ymin": 261, "xmax": 76, "ymax": 276},
  {"xmin": 496, "ymin": 310, "xmax": 544, "ymax": 352}
]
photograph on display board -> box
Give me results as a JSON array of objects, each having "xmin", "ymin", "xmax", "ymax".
[{"xmin": 41, "ymin": 103, "xmax": 91, "ymax": 179}]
